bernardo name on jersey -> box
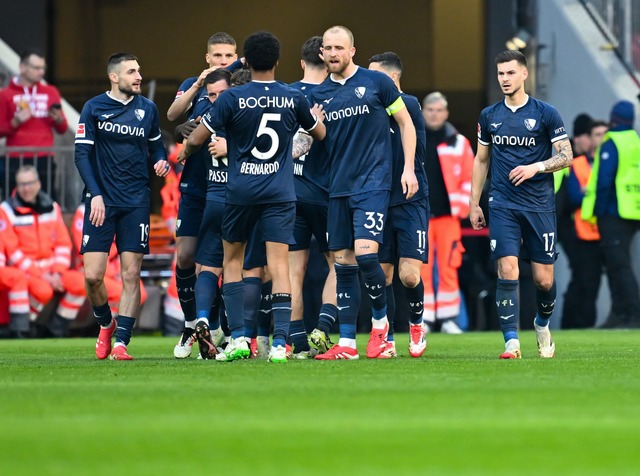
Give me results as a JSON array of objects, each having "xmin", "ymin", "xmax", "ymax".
[{"xmin": 202, "ymin": 80, "xmax": 319, "ymax": 205}]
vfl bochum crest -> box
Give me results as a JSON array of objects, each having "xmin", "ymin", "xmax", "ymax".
[
  {"xmin": 355, "ymin": 87, "xmax": 366, "ymax": 98},
  {"xmin": 135, "ymin": 109, "xmax": 145, "ymax": 121},
  {"xmin": 524, "ymin": 118, "xmax": 537, "ymax": 131}
]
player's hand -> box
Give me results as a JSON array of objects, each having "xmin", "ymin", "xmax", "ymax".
[
  {"xmin": 401, "ymin": 168, "xmax": 419, "ymax": 200},
  {"xmin": 177, "ymin": 149, "xmax": 189, "ymax": 165},
  {"xmin": 89, "ymin": 195, "xmax": 105, "ymax": 227},
  {"xmin": 311, "ymin": 103, "xmax": 325, "ymax": 122},
  {"xmin": 154, "ymin": 160, "xmax": 171, "ymax": 178},
  {"xmin": 208, "ymin": 137, "xmax": 227, "ymax": 158},
  {"xmin": 509, "ymin": 164, "xmax": 539, "ymax": 187},
  {"xmin": 195, "ymin": 67, "xmax": 216, "ymax": 88},
  {"xmin": 470, "ymin": 204, "xmax": 486, "ymax": 230},
  {"xmin": 181, "ymin": 116, "xmax": 201, "ymax": 139}
]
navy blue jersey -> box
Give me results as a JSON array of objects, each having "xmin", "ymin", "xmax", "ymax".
[
  {"xmin": 202, "ymin": 80, "xmax": 319, "ymax": 205},
  {"xmin": 74, "ymin": 92, "xmax": 166, "ymax": 207},
  {"xmin": 389, "ymin": 93, "xmax": 429, "ymax": 207},
  {"xmin": 205, "ymin": 128, "xmax": 228, "ymax": 203},
  {"xmin": 478, "ymin": 96, "xmax": 567, "ymax": 212},
  {"xmin": 289, "ymin": 80, "xmax": 329, "ymax": 205},
  {"xmin": 176, "ymin": 78, "xmax": 209, "ymax": 197},
  {"xmin": 309, "ymin": 67, "xmax": 402, "ymax": 197}
]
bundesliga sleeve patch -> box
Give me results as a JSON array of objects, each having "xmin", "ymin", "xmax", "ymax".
[
  {"xmin": 386, "ymin": 96, "xmax": 406, "ymax": 116},
  {"xmin": 76, "ymin": 123, "xmax": 86, "ymax": 138}
]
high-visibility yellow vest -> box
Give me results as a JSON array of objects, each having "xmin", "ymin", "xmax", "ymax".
[{"xmin": 582, "ymin": 130, "xmax": 640, "ymax": 220}]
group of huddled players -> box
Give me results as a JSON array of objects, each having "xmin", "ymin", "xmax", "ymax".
[{"xmin": 75, "ymin": 24, "xmax": 567, "ymax": 362}]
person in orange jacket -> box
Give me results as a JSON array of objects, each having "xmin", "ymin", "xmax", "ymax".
[
  {"xmin": 0, "ymin": 238, "xmax": 30, "ymax": 337},
  {"xmin": 420, "ymin": 92, "xmax": 474, "ymax": 333},
  {"xmin": 0, "ymin": 165, "xmax": 85, "ymax": 336}
]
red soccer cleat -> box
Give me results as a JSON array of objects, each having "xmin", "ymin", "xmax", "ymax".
[
  {"xmin": 110, "ymin": 345, "xmax": 134, "ymax": 361},
  {"xmin": 314, "ymin": 344, "xmax": 359, "ymax": 360},
  {"xmin": 366, "ymin": 322, "xmax": 389, "ymax": 358},
  {"xmin": 409, "ymin": 323, "xmax": 427, "ymax": 358},
  {"xmin": 95, "ymin": 318, "xmax": 116, "ymax": 360}
]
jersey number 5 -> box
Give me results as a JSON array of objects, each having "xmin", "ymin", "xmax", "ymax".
[{"xmin": 251, "ymin": 113, "xmax": 281, "ymax": 160}]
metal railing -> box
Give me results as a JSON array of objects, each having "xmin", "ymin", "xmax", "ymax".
[
  {"xmin": 0, "ymin": 145, "xmax": 83, "ymax": 212},
  {"xmin": 582, "ymin": 0, "xmax": 640, "ymax": 75}
]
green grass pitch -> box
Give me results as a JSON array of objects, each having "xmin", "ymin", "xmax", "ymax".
[{"xmin": 1, "ymin": 330, "xmax": 639, "ymax": 475}]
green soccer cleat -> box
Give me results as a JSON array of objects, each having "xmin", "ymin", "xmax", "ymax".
[
  {"xmin": 215, "ymin": 337, "xmax": 250, "ymax": 362},
  {"xmin": 308, "ymin": 328, "xmax": 335, "ymax": 354}
]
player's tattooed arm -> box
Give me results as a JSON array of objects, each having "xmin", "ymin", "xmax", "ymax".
[
  {"xmin": 543, "ymin": 138, "xmax": 573, "ymax": 172},
  {"xmin": 292, "ymin": 130, "xmax": 312, "ymax": 159}
]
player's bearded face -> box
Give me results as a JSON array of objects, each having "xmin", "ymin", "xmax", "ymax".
[
  {"xmin": 117, "ymin": 60, "xmax": 142, "ymax": 97},
  {"xmin": 321, "ymin": 33, "xmax": 353, "ymax": 74}
]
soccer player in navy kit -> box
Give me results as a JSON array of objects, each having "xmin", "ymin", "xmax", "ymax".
[
  {"xmin": 287, "ymin": 36, "xmax": 338, "ymax": 358},
  {"xmin": 310, "ymin": 26, "xmax": 418, "ymax": 360},
  {"xmin": 368, "ymin": 52, "xmax": 430, "ymax": 359},
  {"xmin": 179, "ymin": 31, "xmax": 326, "ymax": 363},
  {"xmin": 74, "ymin": 52, "xmax": 170, "ymax": 360},
  {"xmin": 186, "ymin": 69, "xmax": 232, "ymax": 359},
  {"xmin": 470, "ymin": 50, "xmax": 572, "ymax": 359},
  {"xmin": 169, "ymin": 33, "xmax": 239, "ymax": 359}
]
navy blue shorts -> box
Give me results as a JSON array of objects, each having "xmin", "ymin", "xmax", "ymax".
[
  {"xmin": 195, "ymin": 200, "xmax": 224, "ymax": 268},
  {"xmin": 222, "ymin": 202, "xmax": 296, "ymax": 245},
  {"xmin": 176, "ymin": 192, "xmax": 206, "ymax": 238},
  {"xmin": 81, "ymin": 205, "xmax": 149, "ymax": 255},
  {"xmin": 327, "ymin": 190, "xmax": 389, "ymax": 251},
  {"xmin": 290, "ymin": 201, "xmax": 329, "ymax": 252},
  {"xmin": 489, "ymin": 207, "xmax": 557, "ymax": 264},
  {"xmin": 379, "ymin": 198, "xmax": 429, "ymax": 263},
  {"xmin": 244, "ymin": 221, "xmax": 267, "ymax": 270}
]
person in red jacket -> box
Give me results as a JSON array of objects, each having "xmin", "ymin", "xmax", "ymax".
[
  {"xmin": 0, "ymin": 49, "xmax": 68, "ymax": 199},
  {"xmin": 0, "ymin": 165, "xmax": 84, "ymax": 337},
  {"xmin": 420, "ymin": 92, "xmax": 474, "ymax": 334}
]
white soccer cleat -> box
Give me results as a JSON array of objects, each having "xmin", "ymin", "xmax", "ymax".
[
  {"xmin": 173, "ymin": 327, "xmax": 196, "ymax": 359},
  {"xmin": 267, "ymin": 345, "xmax": 288, "ymax": 363},
  {"xmin": 499, "ymin": 339, "xmax": 522, "ymax": 359},
  {"xmin": 440, "ymin": 319, "xmax": 463, "ymax": 334},
  {"xmin": 211, "ymin": 326, "xmax": 226, "ymax": 348},
  {"xmin": 534, "ymin": 321, "xmax": 555, "ymax": 358}
]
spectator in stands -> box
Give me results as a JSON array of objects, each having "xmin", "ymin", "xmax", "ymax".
[
  {"xmin": 0, "ymin": 49, "xmax": 68, "ymax": 199},
  {"xmin": 0, "ymin": 165, "xmax": 85, "ymax": 337},
  {"xmin": 420, "ymin": 92, "xmax": 474, "ymax": 334}
]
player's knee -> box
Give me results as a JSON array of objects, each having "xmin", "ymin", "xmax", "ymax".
[
  {"xmin": 176, "ymin": 247, "xmax": 195, "ymax": 269},
  {"xmin": 84, "ymin": 268, "xmax": 105, "ymax": 289},
  {"xmin": 120, "ymin": 263, "xmax": 142, "ymax": 286},
  {"xmin": 534, "ymin": 276, "xmax": 554, "ymax": 291},
  {"xmin": 399, "ymin": 262, "xmax": 421, "ymax": 288}
]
